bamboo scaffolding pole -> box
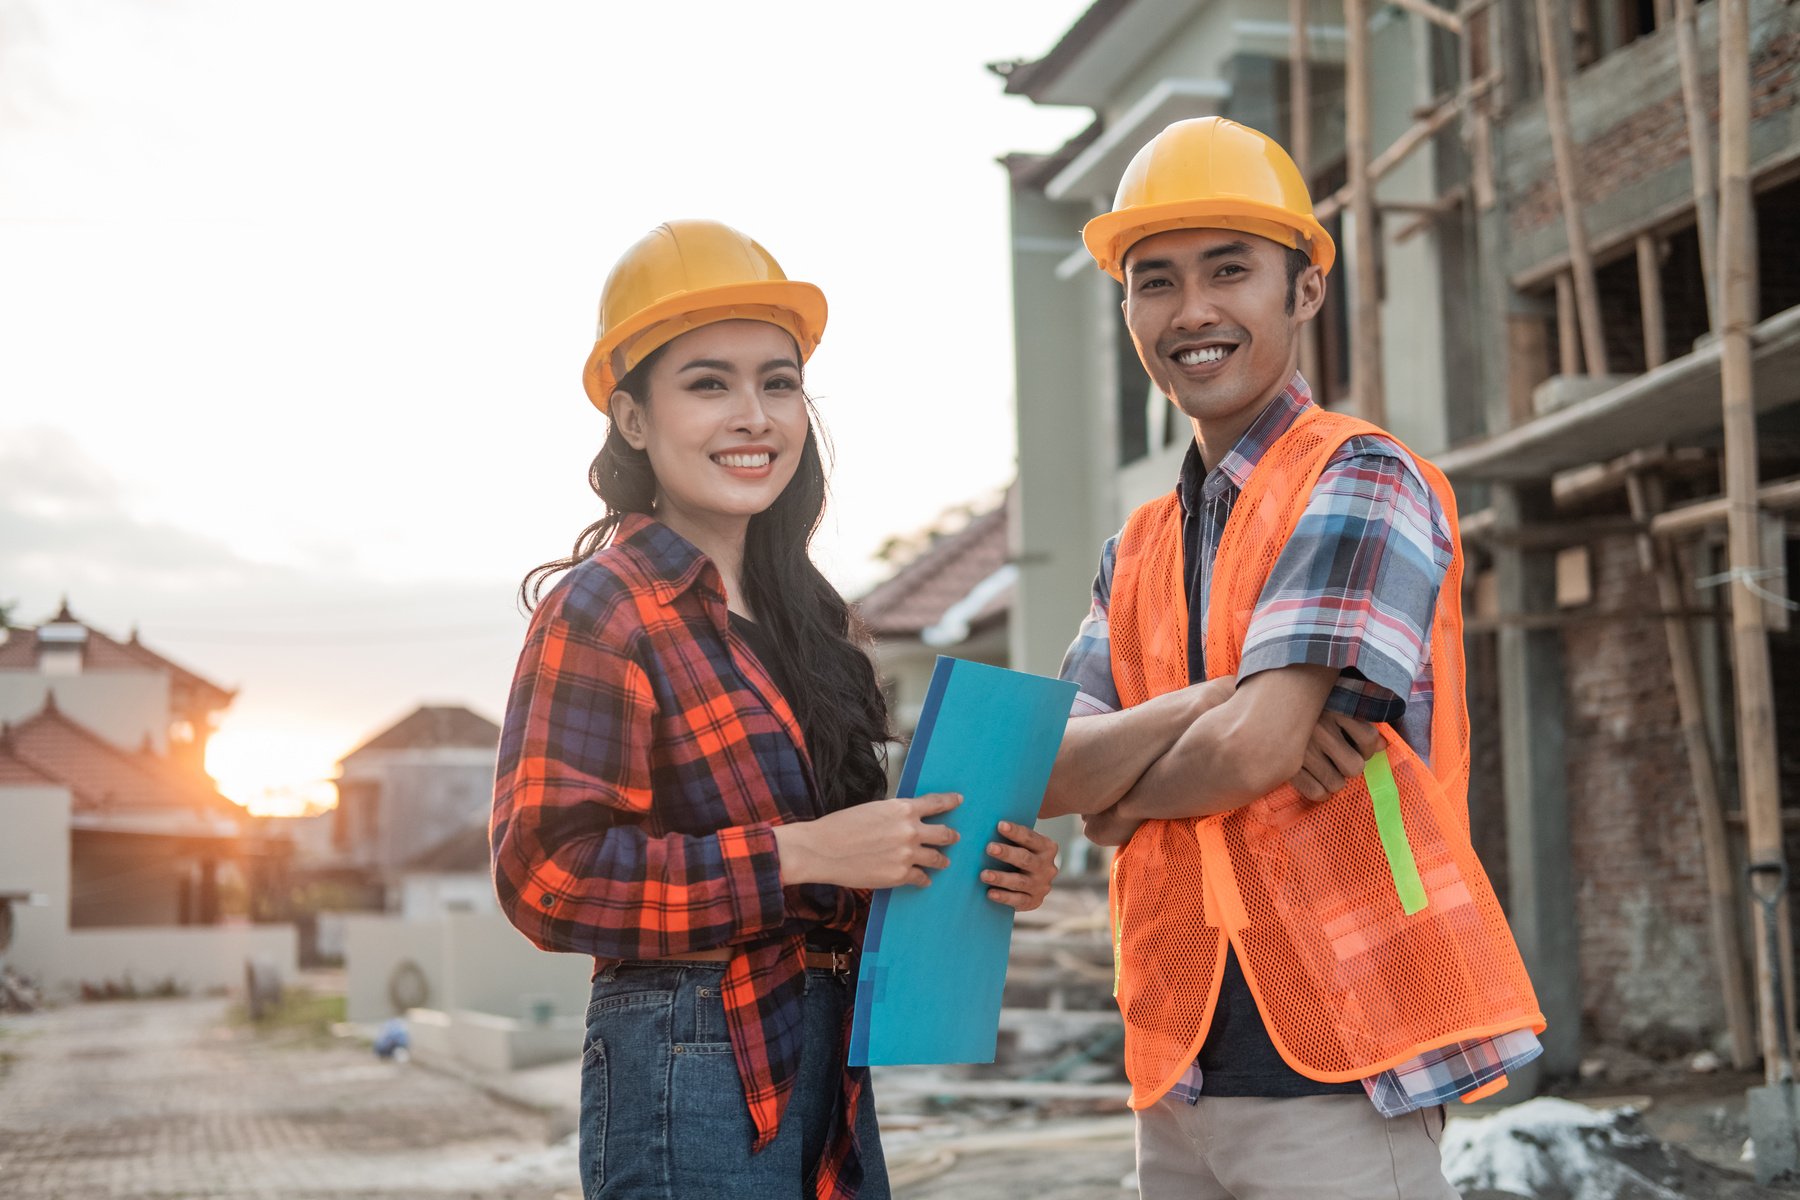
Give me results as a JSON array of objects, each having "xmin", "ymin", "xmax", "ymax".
[
  {"xmin": 1626, "ymin": 470, "xmax": 1757, "ymax": 1069},
  {"xmin": 1675, "ymin": 0, "xmax": 1721, "ymax": 325},
  {"xmin": 1535, "ymin": 0, "xmax": 1610, "ymax": 375},
  {"xmin": 1717, "ymin": 0, "xmax": 1789, "ymax": 1082},
  {"xmin": 1347, "ymin": 0, "xmax": 1385, "ymax": 423},
  {"xmin": 1556, "ymin": 273, "xmax": 1582, "ymax": 376},
  {"xmin": 1385, "ymin": 0, "xmax": 1466, "ymax": 34},
  {"xmin": 1637, "ymin": 235, "xmax": 1669, "ymax": 369},
  {"xmin": 1649, "ymin": 477, "xmax": 1800, "ymax": 539},
  {"xmin": 1292, "ymin": 0, "xmax": 1323, "ymax": 389},
  {"xmin": 1316, "ymin": 75, "xmax": 1499, "ymax": 221}
]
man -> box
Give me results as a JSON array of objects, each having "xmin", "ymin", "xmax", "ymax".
[{"xmin": 1041, "ymin": 117, "xmax": 1545, "ymax": 1199}]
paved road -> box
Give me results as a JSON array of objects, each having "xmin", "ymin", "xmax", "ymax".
[
  {"xmin": 0, "ymin": 995, "xmax": 1142, "ymax": 1199},
  {"xmin": 0, "ymin": 997, "xmax": 579, "ymax": 1200}
]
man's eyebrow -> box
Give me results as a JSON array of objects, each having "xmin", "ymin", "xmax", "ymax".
[
  {"xmin": 1200, "ymin": 240, "xmax": 1254, "ymax": 261},
  {"xmin": 1126, "ymin": 257, "xmax": 1175, "ymax": 277}
]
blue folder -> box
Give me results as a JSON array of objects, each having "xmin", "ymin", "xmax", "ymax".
[{"xmin": 848, "ymin": 656, "xmax": 1077, "ymax": 1066}]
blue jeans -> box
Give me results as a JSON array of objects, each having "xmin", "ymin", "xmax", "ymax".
[{"xmin": 578, "ymin": 960, "xmax": 890, "ymax": 1199}]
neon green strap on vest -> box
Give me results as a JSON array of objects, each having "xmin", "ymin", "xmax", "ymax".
[{"xmin": 1365, "ymin": 751, "xmax": 1428, "ymax": 915}]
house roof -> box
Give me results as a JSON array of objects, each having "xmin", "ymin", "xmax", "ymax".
[
  {"xmin": 3, "ymin": 695, "xmax": 240, "ymax": 821},
  {"xmin": 989, "ymin": 0, "xmax": 1133, "ymax": 100},
  {"xmin": 342, "ymin": 705, "xmax": 502, "ymax": 760},
  {"xmin": 0, "ymin": 601, "xmax": 234, "ymax": 710},
  {"xmin": 0, "ymin": 731, "xmax": 59, "ymax": 788},
  {"xmin": 405, "ymin": 819, "xmax": 493, "ymax": 874},
  {"xmin": 855, "ymin": 489, "xmax": 1014, "ymax": 641}
]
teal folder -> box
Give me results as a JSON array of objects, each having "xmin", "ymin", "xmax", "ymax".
[{"xmin": 848, "ymin": 656, "xmax": 1077, "ymax": 1067}]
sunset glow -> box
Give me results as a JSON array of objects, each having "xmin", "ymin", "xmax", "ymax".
[{"xmin": 206, "ymin": 723, "xmax": 345, "ymax": 818}]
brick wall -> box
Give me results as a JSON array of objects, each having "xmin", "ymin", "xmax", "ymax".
[{"xmin": 1559, "ymin": 534, "xmax": 1727, "ymax": 1053}]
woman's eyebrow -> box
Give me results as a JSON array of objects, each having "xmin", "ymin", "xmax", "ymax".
[
  {"xmin": 678, "ymin": 358, "xmax": 737, "ymax": 372},
  {"xmin": 760, "ymin": 358, "xmax": 801, "ymax": 373}
]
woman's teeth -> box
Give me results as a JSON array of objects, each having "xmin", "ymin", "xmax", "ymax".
[
  {"xmin": 1176, "ymin": 346, "xmax": 1231, "ymax": 366},
  {"xmin": 715, "ymin": 452, "xmax": 771, "ymax": 468}
]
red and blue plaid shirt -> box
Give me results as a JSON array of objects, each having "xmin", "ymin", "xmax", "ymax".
[{"xmin": 492, "ymin": 513, "xmax": 871, "ymax": 1197}]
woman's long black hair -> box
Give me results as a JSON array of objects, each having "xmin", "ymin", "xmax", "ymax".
[{"xmin": 520, "ymin": 344, "xmax": 892, "ymax": 812}]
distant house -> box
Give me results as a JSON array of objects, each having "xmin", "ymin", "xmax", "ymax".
[
  {"xmin": 856, "ymin": 488, "xmax": 1015, "ymax": 740},
  {"xmin": 0, "ymin": 600, "xmax": 235, "ymax": 775},
  {"xmin": 331, "ymin": 704, "xmax": 501, "ymax": 907},
  {"xmin": 0, "ymin": 606, "xmax": 297, "ymax": 995}
]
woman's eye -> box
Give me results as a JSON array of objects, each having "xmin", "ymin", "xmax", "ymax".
[
  {"xmin": 765, "ymin": 376, "xmax": 799, "ymax": 392},
  {"xmin": 690, "ymin": 376, "xmax": 726, "ymax": 392}
]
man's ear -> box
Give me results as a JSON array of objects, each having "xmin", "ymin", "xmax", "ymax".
[
  {"xmin": 611, "ymin": 391, "xmax": 649, "ymax": 450},
  {"xmin": 1296, "ymin": 266, "xmax": 1327, "ymax": 322}
]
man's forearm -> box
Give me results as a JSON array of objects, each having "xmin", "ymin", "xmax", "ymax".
[
  {"xmin": 1040, "ymin": 680, "xmax": 1229, "ymax": 817},
  {"xmin": 1113, "ymin": 664, "xmax": 1340, "ymax": 822}
]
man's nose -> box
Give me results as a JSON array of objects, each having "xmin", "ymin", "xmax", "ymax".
[{"xmin": 1171, "ymin": 281, "xmax": 1220, "ymax": 330}]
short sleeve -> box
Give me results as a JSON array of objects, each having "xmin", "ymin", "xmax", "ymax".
[
  {"xmin": 1235, "ymin": 442, "xmax": 1452, "ymax": 725},
  {"xmin": 1058, "ymin": 533, "xmax": 1123, "ymax": 716}
]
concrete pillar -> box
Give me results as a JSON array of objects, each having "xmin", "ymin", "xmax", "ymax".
[{"xmin": 1493, "ymin": 481, "xmax": 1582, "ymax": 1088}]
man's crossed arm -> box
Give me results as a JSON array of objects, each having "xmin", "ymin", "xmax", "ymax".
[{"xmin": 1041, "ymin": 664, "xmax": 1384, "ymax": 846}]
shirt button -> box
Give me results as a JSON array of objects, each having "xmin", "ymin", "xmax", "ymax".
[{"xmin": 539, "ymin": 893, "xmax": 555, "ymax": 908}]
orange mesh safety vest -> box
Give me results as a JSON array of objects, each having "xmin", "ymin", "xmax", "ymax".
[{"xmin": 1108, "ymin": 407, "xmax": 1544, "ymax": 1109}]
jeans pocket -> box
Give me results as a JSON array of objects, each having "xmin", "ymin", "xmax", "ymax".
[
  {"xmin": 669, "ymin": 1042, "xmax": 759, "ymax": 1182},
  {"xmin": 690, "ymin": 982, "xmax": 729, "ymax": 1047},
  {"xmin": 581, "ymin": 980, "xmax": 674, "ymax": 1197},
  {"xmin": 578, "ymin": 1039, "xmax": 608, "ymax": 1196}
]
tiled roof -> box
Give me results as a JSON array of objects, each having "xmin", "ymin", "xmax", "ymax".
[
  {"xmin": 343, "ymin": 705, "xmax": 502, "ymax": 760},
  {"xmin": 0, "ymin": 734, "xmax": 59, "ymax": 788},
  {"xmin": 0, "ymin": 602, "xmax": 233, "ymax": 708},
  {"xmin": 989, "ymin": 0, "xmax": 1130, "ymax": 98},
  {"xmin": 405, "ymin": 819, "xmax": 492, "ymax": 873},
  {"xmin": 855, "ymin": 489, "xmax": 1015, "ymax": 640},
  {"xmin": 3, "ymin": 696, "xmax": 240, "ymax": 821}
]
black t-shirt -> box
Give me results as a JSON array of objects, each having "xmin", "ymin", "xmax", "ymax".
[
  {"xmin": 1181, "ymin": 457, "xmax": 1364, "ymax": 1099},
  {"xmin": 729, "ymin": 612, "xmax": 800, "ymax": 712}
]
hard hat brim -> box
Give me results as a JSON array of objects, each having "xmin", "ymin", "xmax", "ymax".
[
  {"xmin": 582, "ymin": 279, "xmax": 828, "ymax": 413},
  {"xmin": 1083, "ymin": 199, "xmax": 1337, "ymax": 282}
]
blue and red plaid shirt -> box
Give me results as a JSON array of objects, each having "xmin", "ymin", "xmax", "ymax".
[
  {"xmin": 492, "ymin": 513, "xmax": 872, "ymax": 1197},
  {"xmin": 1063, "ymin": 374, "xmax": 1542, "ymax": 1115}
]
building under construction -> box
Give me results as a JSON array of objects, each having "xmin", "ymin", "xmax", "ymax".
[{"xmin": 994, "ymin": 0, "xmax": 1799, "ymax": 1094}]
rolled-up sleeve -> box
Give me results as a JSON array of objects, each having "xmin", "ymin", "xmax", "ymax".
[
  {"xmin": 1236, "ymin": 445, "xmax": 1451, "ymax": 726},
  {"xmin": 490, "ymin": 587, "xmax": 788, "ymax": 960}
]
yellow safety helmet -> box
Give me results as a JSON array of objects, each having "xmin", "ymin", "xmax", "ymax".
[
  {"xmin": 1082, "ymin": 117, "xmax": 1335, "ymax": 281},
  {"xmin": 581, "ymin": 220, "xmax": 828, "ymax": 413}
]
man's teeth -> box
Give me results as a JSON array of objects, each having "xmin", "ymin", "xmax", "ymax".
[
  {"xmin": 1176, "ymin": 346, "xmax": 1231, "ymax": 366},
  {"xmin": 715, "ymin": 452, "xmax": 771, "ymax": 468}
]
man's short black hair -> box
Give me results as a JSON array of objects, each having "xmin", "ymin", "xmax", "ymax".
[{"xmin": 1284, "ymin": 246, "xmax": 1313, "ymax": 315}]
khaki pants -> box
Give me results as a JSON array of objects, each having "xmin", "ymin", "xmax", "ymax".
[{"xmin": 1135, "ymin": 1093, "xmax": 1460, "ymax": 1199}]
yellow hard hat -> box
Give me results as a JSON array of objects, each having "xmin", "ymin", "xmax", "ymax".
[
  {"xmin": 581, "ymin": 220, "xmax": 828, "ymax": 413},
  {"xmin": 1082, "ymin": 117, "xmax": 1336, "ymax": 281}
]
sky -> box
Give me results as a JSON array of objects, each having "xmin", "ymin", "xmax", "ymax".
[{"xmin": 0, "ymin": 0, "xmax": 1096, "ymax": 814}]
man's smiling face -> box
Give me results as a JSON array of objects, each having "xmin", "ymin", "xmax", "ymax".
[{"xmin": 1121, "ymin": 227, "xmax": 1323, "ymax": 451}]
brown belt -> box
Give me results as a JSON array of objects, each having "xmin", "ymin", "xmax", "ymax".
[{"xmin": 653, "ymin": 945, "xmax": 856, "ymax": 976}]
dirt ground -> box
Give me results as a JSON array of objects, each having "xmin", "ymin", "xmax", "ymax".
[{"xmin": 3, "ymin": 992, "xmax": 1796, "ymax": 1198}]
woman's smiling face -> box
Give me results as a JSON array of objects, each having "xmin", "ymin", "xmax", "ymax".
[{"xmin": 609, "ymin": 319, "xmax": 810, "ymax": 529}]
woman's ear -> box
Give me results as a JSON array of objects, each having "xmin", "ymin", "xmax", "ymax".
[{"xmin": 611, "ymin": 390, "xmax": 649, "ymax": 450}]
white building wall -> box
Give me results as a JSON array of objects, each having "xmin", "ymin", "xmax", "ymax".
[{"xmin": 0, "ymin": 784, "xmax": 74, "ymax": 971}]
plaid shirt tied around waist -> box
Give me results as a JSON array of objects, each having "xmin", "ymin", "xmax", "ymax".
[{"xmin": 492, "ymin": 513, "xmax": 871, "ymax": 1197}]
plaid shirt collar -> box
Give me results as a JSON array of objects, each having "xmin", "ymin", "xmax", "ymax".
[
  {"xmin": 1178, "ymin": 371, "xmax": 1315, "ymax": 512},
  {"xmin": 613, "ymin": 512, "xmax": 732, "ymax": 631}
]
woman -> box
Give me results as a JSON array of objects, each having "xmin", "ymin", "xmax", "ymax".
[{"xmin": 493, "ymin": 219, "xmax": 1060, "ymax": 1200}]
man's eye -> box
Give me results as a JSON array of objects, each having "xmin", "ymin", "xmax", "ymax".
[{"xmin": 1217, "ymin": 264, "xmax": 1246, "ymax": 278}]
